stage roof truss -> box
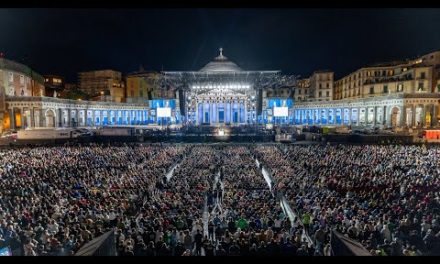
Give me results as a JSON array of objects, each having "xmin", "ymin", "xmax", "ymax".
[{"xmin": 159, "ymin": 71, "xmax": 298, "ymax": 92}]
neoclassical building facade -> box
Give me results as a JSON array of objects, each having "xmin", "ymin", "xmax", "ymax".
[
  {"xmin": 1, "ymin": 51, "xmax": 440, "ymax": 133},
  {"xmin": 5, "ymin": 92, "xmax": 439, "ymax": 132},
  {"xmin": 292, "ymin": 94, "xmax": 439, "ymax": 128},
  {"xmin": 5, "ymin": 96, "xmax": 152, "ymax": 130}
]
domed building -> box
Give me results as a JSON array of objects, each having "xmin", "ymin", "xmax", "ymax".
[
  {"xmin": 162, "ymin": 48, "xmax": 294, "ymax": 126},
  {"xmin": 199, "ymin": 48, "xmax": 243, "ymax": 73}
]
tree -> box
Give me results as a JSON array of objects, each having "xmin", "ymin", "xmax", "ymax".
[{"xmin": 60, "ymin": 89, "xmax": 91, "ymax": 100}]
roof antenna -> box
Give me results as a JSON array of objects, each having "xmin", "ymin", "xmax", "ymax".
[{"xmin": 219, "ymin": 47, "xmax": 223, "ymax": 57}]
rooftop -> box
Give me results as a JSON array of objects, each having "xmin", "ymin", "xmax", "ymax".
[
  {"xmin": 0, "ymin": 58, "xmax": 45, "ymax": 84},
  {"xmin": 199, "ymin": 48, "xmax": 243, "ymax": 73}
]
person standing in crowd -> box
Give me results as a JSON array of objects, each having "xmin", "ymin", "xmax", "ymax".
[
  {"xmin": 1, "ymin": 143, "xmax": 439, "ymax": 256},
  {"xmin": 194, "ymin": 230, "xmax": 203, "ymax": 256}
]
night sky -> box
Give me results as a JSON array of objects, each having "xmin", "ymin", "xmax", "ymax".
[{"xmin": 1, "ymin": 8, "xmax": 440, "ymax": 82}]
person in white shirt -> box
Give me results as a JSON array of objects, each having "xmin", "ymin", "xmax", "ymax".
[{"xmin": 47, "ymin": 220, "xmax": 59, "ymax": 235}]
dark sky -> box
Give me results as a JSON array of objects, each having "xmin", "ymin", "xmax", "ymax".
[{"xmin": 1, "ymin": 8, "xmax": 440, "ymax": 82}]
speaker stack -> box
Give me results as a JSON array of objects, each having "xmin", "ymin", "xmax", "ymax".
[
  {"xmin": 178, "ymin": 89, "xmax": 186, "ymax": 117},
  {"xmin": 256, "ymin": 89, "xmax": 263, "ymax": 116}
]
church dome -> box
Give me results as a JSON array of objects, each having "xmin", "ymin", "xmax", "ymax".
[{"xmin": 199, "ymin": 48, "xmax": 243, "ymax": 72}]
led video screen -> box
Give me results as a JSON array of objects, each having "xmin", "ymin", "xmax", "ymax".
[
  {"xmin": 273, "ymin": 106, "xmax": 288, "ymax": 117},
  {"xmin": 157, "ymin": 107, "xmax": 171, "ymax": 117},
  {"xmin": 150, "ymin": 99, "xmax": 176, "ymax": 109}
]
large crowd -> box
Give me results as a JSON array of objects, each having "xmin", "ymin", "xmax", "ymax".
[
  {"xmin": 0, "ymin": 143, "xmax": 439, "ymax": 256},
  {"xmin": 208, "ymin": 146, "xmax": 302, "ymax": 256},
  {"xmin": 255, "ymin": 144, "xmax": 440, "ymax": 256},
  {"xmin": 0, "ymin": 144, "xmax": 188, "ymax": 256}
]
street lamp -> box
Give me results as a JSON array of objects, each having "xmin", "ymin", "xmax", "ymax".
[{"xmin": 100, "ymin": 91, "xmax": 106, "ymax": 102}]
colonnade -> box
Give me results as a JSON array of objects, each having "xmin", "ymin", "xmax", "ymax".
[
  {"xmin": 194, "ymin": 100, "xmax": 247, "ymax": 125},
  {"xmin": 293, "ymin": 104, "xmax": 438, "ymax": 127},
  {"xmin": 293, "ymin": 106, "xmax": 390, "ymax": 127},
  {"xmin": 7, "ymin": 108, "xmax": 162, "ymax": 129}
]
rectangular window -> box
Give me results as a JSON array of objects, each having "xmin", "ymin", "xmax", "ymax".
[
  {"xmin": 438, "ymin": 84, "xmax": 440, "ymax": 92},
  {"xmin": 418, "ymin": 83, "xmax": 424, "ymax": 91},
  {"xmin": 420, "ymin": 72, "xmax": 426, "ymax": 79},
  {"xmin": 9, "ymin": 72, "xmax": 13, "ymax": 82},
  {"xmin": 319, "ymin": 83, "xmax": 322, "ymax": 89},
  {"xmin": 383, "ymin": 85, "xmax": 388, "ymax": 93},
  {"xmin": 398, "ymin": 84, "xmax": 403, "ymax": 92},
  {"xmin": 326, "ymin": 83, "xmax": 329, "ymax": 88},
  {"xmin": 370, "ymin": 86, "xmax": 374, "ymax": 94},
  {"xmin": 20, "ymin": 75, "xmax": 24, "ymax": 85},
  {"xmin": 326, "ymin": 91, "xmax": 330, "ymax": 97},
  {"xmin": 319, "ymin": 91, "xmax": 322, "ymax": 97}
]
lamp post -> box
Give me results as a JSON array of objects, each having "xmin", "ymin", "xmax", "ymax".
[{"xmin": 100, "ymin": 91, "xmax": 105, "ymax": 102}]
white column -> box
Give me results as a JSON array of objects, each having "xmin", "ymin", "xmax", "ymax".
[
  {"xmin": 75, "ymin": 110, "xmax": 79, "ymax": 127},
  {"xmin": 83, "ymin": 110, "xmax": 87, "ymax": 127},
  {"xmin": 242, "ymin": 101, "xmax": 246, "ymax": 124},
  {"xmin": 209, "ymin": 102, "xmax": 212, "ymax": 125},
  {"xmin": 412, "ymin": 105, "xmax": 416, "ymax": 127},
  {"xmin": 9, "ymin": 108, "xmax": 15, "ymax": 130},
  {"xmin": 433, "ymin": 105, "xmax": 438, "ymax": 126},
  {"xmin": 91, "ymin": 110, "xmax": 95, "ymax": 126},
  {"xmin": 230, "ymin": 101, "xmax": 233, "ymax": 124},
  {"xmin": 195, "ymin": 103, "xmax": 198, "ymax": 125},
  {"xmin": 29, "ymin": 108, "xmax": 35, "ymax": 128}
]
